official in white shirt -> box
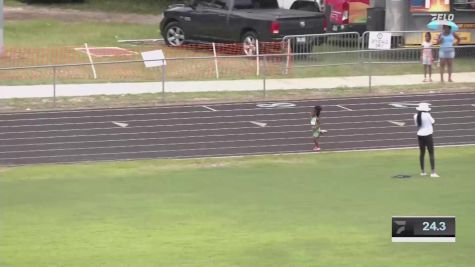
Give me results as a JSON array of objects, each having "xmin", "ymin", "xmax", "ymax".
[{"xmin": 414, "ymin": 103, "xmax": 439, "ymax": 178}]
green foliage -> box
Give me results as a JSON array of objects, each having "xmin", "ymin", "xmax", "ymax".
[
  {"xmin": 5, "ymin": 20, "xmax": 159, "ymax": 47},
  {"xmin": 20, "ymin": 0, "xmax": 85, "ymax": 3},
  {"xmin": 7, "ymin": 0, "xmax": 176, "ymax": 13}
]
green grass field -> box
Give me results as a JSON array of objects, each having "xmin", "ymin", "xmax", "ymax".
[
  {"xmin": 5, "ymin": 20, "xmax": 159, "ymax": 47},
  {"xmin": 5, "ymin": 0, "xmax": 172, "ymax": 14},
  {"xmin": 1, "ymin": 147, "xmax": 474, "ymax": 267}
]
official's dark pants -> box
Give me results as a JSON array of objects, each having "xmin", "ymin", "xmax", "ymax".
[{"xmin": 418, "ymin": 135, "xmax": 435, "ymax": 172}]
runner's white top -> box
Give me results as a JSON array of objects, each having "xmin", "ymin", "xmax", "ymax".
[{"xmin": 414, "ymin": 112, "xmax": 435, "ymax": 136}]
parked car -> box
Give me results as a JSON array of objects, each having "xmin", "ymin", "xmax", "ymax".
[{"xmin": 160, "ymin": 0, "xmax": 325, "ymax": 55}]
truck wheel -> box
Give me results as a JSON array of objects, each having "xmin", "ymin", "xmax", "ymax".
[
  {"xmin": 241, "ymin": 31, "xmax": 258, "ymax": 56},
  {"xmin": 164, "ymin": 22, "xmax": 186, "ymax": 47}
]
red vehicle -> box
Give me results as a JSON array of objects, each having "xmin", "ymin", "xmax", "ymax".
[{"xmin": 323, "ymin": 0, "xmax": 370, "ymax": 33}]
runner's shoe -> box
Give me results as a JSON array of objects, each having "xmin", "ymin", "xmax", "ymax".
[
  {"xmin": 313, "ymin": 146, "xmax": 321, "ymax": 151},
  {"xmin": 320, "ymin": 130, "xmax": 328, "ymax": 134},
  {"xmin": 420, "ymin": 172, "xmax": 427, "ymax": 176},
  {"xmin": 430, "ymin": 173, "xmax": 440, "ymax": 178}
]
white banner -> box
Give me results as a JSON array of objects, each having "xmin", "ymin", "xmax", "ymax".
[
  {"xmin": 141, "ymin": 50, "xmax": 167, "ymax": 68},
  {"xmin": 369, "ymin": 32, "xmax": 392, "ymax": 50}
]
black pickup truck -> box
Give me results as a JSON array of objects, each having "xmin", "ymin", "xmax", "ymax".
[{"xmin": 160, "ymin": 0, "xmax": 325, "ymax": 55}]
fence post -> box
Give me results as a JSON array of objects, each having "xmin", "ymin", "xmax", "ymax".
[
  {"xmin": 256, "ymin": 40, "xmax": 260, "ymax": 76},
  {"xmin": 212, "ymin": 42, "xmax": 220, "ymax": 79},
  {"xmin": 262, "ymin": 55, "xmax": 267, "ymax": 98},
  {"xmin": 53, "ymin": 66, "xmax": 57, "ymax": 108},
  {"xmin": 284, "ymin": 39, "xmax": 291, "ymax": 75},
  {"xmin": 368, "ymin": 50, "xmax": 373, "ymax": 92},
  {"xmin": 161, "ymin": 62, "xmax": 166, "ymax": 103}
]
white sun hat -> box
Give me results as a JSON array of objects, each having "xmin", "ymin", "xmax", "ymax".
[{"xmin": 416, "ymin": 102, "xmax": 431, "ymax": 112}]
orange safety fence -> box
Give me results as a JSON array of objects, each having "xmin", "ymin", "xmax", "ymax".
[{"xmin": 0, "ymin": 41, "xmax": 293, "ymax": 84}]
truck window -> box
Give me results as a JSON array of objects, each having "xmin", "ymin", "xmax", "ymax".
[
  {"xmin": 234, "ymin": 0, "xmax": 278, "ymax": 9},
  {"xmin": 290, "ymin": 1, "xmax": 319, "ymax": 12},
  {"xmin": 196, "ymin": 0, "xmax": 226, "ymax": 9}
]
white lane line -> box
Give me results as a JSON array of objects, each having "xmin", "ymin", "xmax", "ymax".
[
  {"xmin": 171, "ymin": 142, "xmax": 475, "ymax": 160},
  {"xmin": 250, "ymin": 121, "xmax": 267, "ymax": 127},
  {"xmin": 0, "ymin": 115, "xmax": 473, "ymax": 136},
  {"xmin": 1, "ymin": 107, "xmax": 473, "ymax": 129},
  {"xmin": 1, "ymin": 128, "xmax": 474, "ymax": 149},
  {"xmin": 0, "ymin": 124, "xmax": 303, "ymax": 137},
  {"xmin": 0, "ymin": 102, "xmax": 472, "ymax": 124},
  {"xmin": 2, "ymin": 134, "xmax": 475, "ymax": 159},
  {"xmin": 202, "ymin": 105, "xmax": 217, "ymax": 112},
  {"xmin": 327, "ymin": 143, "xmax": 475, "ymax": 154},
  {"xmin": 336, "ymin": 105, "xmax": 353, "ymax": 111},
  {"xmin": 0, "ymin": 96, "xmax": 474, "ymax": 122},
  {"xmin": 1, "ymin": 91, "xmax": 473, "ymax": 117},
  {"xmin": 388, "ymin": 121, "xmax": 406, "ymax": 126},
  {"xmin": 0, "ymin": 121, "xmax": 473, "ymax": 143},
  {"xmin": 7, "ymin": 142, "xmax": 475, "ymax": 166}
]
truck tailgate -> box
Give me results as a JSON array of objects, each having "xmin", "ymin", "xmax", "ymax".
[{"xmin": 278, "ymin": 15, "xmax": 325, "ymax": 36}]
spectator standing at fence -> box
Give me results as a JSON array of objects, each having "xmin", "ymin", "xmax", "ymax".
[
  {"xmin": 421, "ymin": 32, "xmax": 434, "ymax": 82},
  {"xmin": 311, "ymin": 105, "xmax": 327, "ymax": 152},
  {"xmin": 414, "ymin": 103, "xmax": 439, "ymax": 178},
  {"xmin": 437, "ymin": 25, "xmax": 461, "ymax": 82}
]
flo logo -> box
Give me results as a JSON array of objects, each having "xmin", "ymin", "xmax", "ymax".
[
  {"xmin": 392, "ymin": 218, "xmax": 414, "ymax": 237},
  {"xmin": 394, "ymin": 220, "xmax": 407, "ymax": 235}
]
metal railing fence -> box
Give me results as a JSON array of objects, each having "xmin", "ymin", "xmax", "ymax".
[{"xmin": 1, "ymin": 45, "xmax": 474, "ymax": 109}]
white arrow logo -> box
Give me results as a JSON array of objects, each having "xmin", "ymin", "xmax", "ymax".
[
  {"xmin": 250, "ymin": 121, "xmax": 267, "ymax": 127},
  {"xmin": 112, "ymin": 121, "xmax": 129, "ymax": 128}
]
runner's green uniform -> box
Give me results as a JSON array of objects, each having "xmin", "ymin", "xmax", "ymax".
[{"xmin": 311, "ymin": 117, "xmax": 320, "ymax": 138}]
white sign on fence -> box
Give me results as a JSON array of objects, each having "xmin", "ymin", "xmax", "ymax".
[
  {"xmin": 368, "ymin": 32, "xmax": 392, "ymax": 50},
  {"xmin": 141, "ymin": 50, "xmax": 166, "ymax": 68}
]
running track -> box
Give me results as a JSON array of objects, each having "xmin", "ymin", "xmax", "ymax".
[{"xmin": 0, "ymin": 91, "xmax": 474, "ymax": 165}]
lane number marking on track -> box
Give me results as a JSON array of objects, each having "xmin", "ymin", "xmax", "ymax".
[
  {"xmin": 112, "ymin": 121, "xmax": 129, "ymax": 128},
  {"xmin": 250, "ymin": 121, "xmax": 267, "ymax": 127},
  {"xmin": 256, "ymin": 102, "xmax": 296, "ymax": 108}
]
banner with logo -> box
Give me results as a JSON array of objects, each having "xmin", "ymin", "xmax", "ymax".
[{"xmin": 410, "ymin": 0, "xmax": 451, "ymax": 13}]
